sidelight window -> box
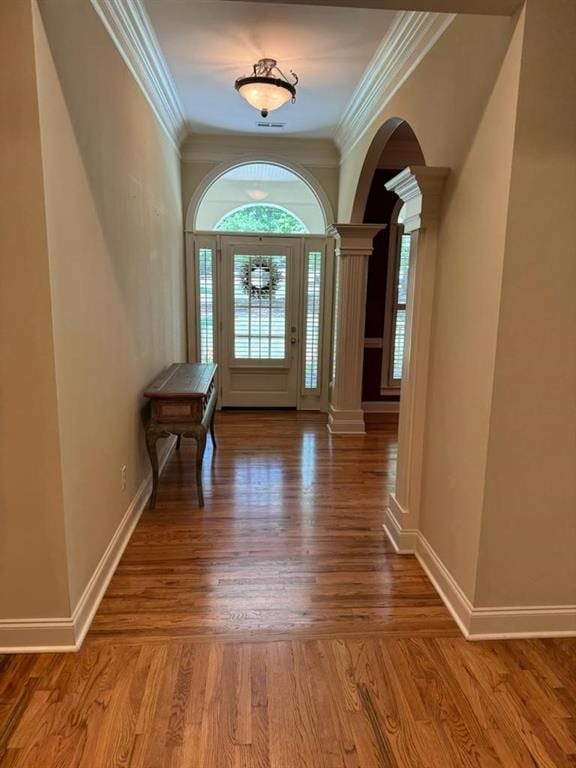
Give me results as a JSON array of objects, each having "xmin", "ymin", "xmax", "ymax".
[
  {"xmin": 198, "ymin": 247, "xmax": 214, "ymax": 363},
  {"xmin": 391, "ymin": 234, "xmax": 410, "ymax": 382},
  {"xmin": 303, "ymin": 250, "xmax": 322, "ymax": 390},
  {"xmin": 382, "ymin": 228, "xmax": 411, "ymax": 390}
]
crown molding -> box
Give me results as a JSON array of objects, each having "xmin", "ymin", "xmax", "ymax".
[
  {"xmin": 335, "ymin": 11, "xmax": 455, "ymax": 160},
  {"xmin": 89, "ymin": 0, "xmax": 186, "ymax": 153},
  {"xmin": 181, "ymin": 134, "xmax": 340, "ymax": 168}
]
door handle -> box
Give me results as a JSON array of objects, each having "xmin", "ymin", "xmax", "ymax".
[{"xmin": 290, "ymin": 336, "xmax": 297, "ymax": 345}]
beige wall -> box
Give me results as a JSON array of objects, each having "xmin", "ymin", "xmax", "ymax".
[
  {"xmin": 181, "ymin": 134, "xmax": 339, "ymax": 230},
  {"xmin": 0, "ymin": 0, "xmax": 71, "ymax": 619},
  {"xmin": 344, "ymin": 2, "xmax": 576, "ymax": 612},
  {"xmin": 420, "ymin": 10, "xmax": 524, "ymax": 598},
  {"xmin": 477, "ymin": 0, "xmax": 576, "ymax": 607},
  {"xmin": 340, "ymin": 13, "xmax": 522, "ymax": 599},
  {"xmin": 31, "ymin": 0, "xmax": 186, "ymax": 611}
]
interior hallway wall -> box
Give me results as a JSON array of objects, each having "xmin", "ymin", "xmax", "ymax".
[
  {"xmin": 339, "ymin": 13, "xmax": 523, "ymax": 599},
  {"xmin": 33, "ymin": 0, "xmax": 186, "ymax": 610},
  {"xmin": 420, "ymin": 9, "xmax": 524, "ymax": 600},
  {"xmin": 0, "ymin": 0, "xmax": 71, "ymax": 621},
  {"xmin": 476, "ymin": 0, "xmax": 576, "ymax": 608}
]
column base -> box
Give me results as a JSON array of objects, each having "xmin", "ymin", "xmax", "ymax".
[
  {"xmin": 327, "ymin": 405, "xmax": 365, "ymax": 434},
  {"xmin": 383, "ymin": 504, "xmax": 418, "ymax": 554}
]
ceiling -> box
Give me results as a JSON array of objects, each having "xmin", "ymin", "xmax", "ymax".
[{"xmin": 143, "ymin": 0, "xmax": 398, "ymax": 137}]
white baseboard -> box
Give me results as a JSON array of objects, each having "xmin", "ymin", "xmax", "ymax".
[
  {"xmin": 466, "ymin": 605, "xmax": 576, "ymax": 639},
  {"xmin": 0, "ymin": 619, "xmax": 77, "ymax": 653},
  {"xmin": 383, "ymin": 508, "xmax": 576, "ymax": 640},
  {"xmin": 413, "ymin": 531, "xmax": 475, "ymax": 638},
  {"xmin": 71, "ymin": 434, "xmax": 176, "ymax": 648},
  {"xmin": 0, "ymin": 436, "xmax": 176, "ymax": 654}
]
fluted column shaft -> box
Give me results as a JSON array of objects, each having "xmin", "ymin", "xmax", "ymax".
[{"xmin": 328, "ymin": 224, "xmax": 382, "ymax": 434}]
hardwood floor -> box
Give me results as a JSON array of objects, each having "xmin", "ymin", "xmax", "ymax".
[
  {"xmin": 92, "ymin": 411, "xmax": 452, "ymax": 644},
  {"xmin": 1, "ymin": 412, "xmax": 575, "ymax": 767}
]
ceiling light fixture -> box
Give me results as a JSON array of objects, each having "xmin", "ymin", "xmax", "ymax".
[
  {"xmin": 246, "ymin": 188, "xmax": 269, "ymax": 201},
  {"xmin": 235, "ymin": 58, "xmax": 298, "ymax": 119}
]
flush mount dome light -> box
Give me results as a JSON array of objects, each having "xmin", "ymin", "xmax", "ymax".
[
  {"xmin": 235, "ymin": 58, "xmax": 298, "ymax": 118},
  {"xmin": 246, "ymin": 188, "xmax": 269, "ymax": 201}
]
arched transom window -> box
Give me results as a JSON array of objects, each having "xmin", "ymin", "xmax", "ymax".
[
  {"xmin": 195, "ymin": 162, "xmax": 326, "ymax": 233},
  {"xmin": 215, "ymin": 203, "xmax": 307, "ymax": 233}
]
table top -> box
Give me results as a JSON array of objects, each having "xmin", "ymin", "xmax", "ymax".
[{"xmin": 144, "ymin": 363, "xmax": 217, "ymax": 400}]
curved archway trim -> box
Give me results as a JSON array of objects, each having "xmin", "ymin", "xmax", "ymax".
[{"xmin": 350, "ymin": 117, "xmax": 426, "ymax": 224}]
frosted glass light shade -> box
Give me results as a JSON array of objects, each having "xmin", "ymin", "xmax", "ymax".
[
  {"xmin": 246, "ymin": 188, "xmax": 269, "ymax": 201},
  {"xmin": 237, "ymin": 80, "xmax": 293, "ymax": 116}
]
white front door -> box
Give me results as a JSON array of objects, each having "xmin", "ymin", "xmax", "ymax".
[{"xmin": 219, "ymin": 236, "xmax": 302, "ymax": 407}]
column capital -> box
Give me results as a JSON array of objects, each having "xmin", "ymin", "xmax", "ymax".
[
  {"xmin": 328, "ymin": 223, "xmax": 384, "ymax": 256},
  {"xmin": 385, "ymin": 166, "xmax": 449, "ymax": 233}
]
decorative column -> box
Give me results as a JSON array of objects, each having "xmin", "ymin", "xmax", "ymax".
[
  {"xmin": 383, "ymin": 167, "xmax": 449, "ymax": 551},
  {"xmin": 327, "ymin": 224, "xmax": 383, "ymax": 434}
]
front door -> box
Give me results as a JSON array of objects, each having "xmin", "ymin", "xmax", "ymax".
[{"xmin": 220, "ymin": 236, "xmax": 302, "ymax": 407}]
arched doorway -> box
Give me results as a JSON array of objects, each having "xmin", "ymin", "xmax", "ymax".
[
  {"xmin": 346, "ymin": 119, "xmax": 449, "ymax": 553},
  {"xmin": 185, "ymin": 160, "xmax": 335, "ymax": 412},
  {"xmin": 355, "ymin": 120, "xmax": 425, "ymax": 421}
]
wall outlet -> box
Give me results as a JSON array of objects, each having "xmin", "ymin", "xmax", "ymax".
[{"xmin": 121, "ymin": 465, "xmax": 127, "ymax": 491}]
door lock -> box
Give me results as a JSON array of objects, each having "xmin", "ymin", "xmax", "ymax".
[{"xmin": 290, "ymin": 336, "xmax": 297, "ymax": 345}]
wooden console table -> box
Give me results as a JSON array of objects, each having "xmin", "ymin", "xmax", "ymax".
[{"xmin": 143, "ymin": 363, "xmax": 217, "ymax": 508}]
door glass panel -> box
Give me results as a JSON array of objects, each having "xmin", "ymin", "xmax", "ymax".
[{"xmin": 233, "ymin": 254, "xmax": 287, "ymax": 360}]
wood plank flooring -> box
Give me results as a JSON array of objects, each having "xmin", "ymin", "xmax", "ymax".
[{"xmin": 1, "ymin": 411, "xmax": 575, "ymax": 767}]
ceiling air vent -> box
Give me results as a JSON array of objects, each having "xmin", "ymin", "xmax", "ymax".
[{"xmin": 256, "ymin": 120, "xmax": 286, "ymax": 129}]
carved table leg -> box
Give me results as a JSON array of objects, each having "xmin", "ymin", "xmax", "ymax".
[
  {"xmin": 145, "ymin": 430, "xmax": 161, "ymax": 509},
  {"xmin": 195, "ymin": 429, "xmax": 207, "ymax": 506},
  {"xmin": 210, "ymin": 413, "xmax": 217, "ymax": 449}
]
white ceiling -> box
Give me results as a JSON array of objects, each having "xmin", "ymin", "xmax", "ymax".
[
  {"xmin": 143, "ymin": 0, "xmax": 398, "ymax": 137},
  {"xmin": 222, "ymin": 163, "xmax": 302, "ymax": 181}
]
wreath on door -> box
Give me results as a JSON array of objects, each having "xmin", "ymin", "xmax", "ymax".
[{"xmin": 240, "ymin": 257, "xmax": 281, "ymax": 299}]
